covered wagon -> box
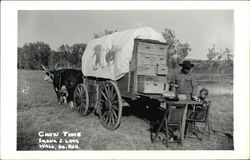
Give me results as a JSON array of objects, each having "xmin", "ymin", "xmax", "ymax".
[{"xmin": 74, "ymin": 27, "xmax": 170, "ymax": 130}]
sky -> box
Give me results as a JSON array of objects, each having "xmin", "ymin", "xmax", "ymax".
[{"xmin": 18, "ymin": 10, "xmax": 234, "ymax": 60}]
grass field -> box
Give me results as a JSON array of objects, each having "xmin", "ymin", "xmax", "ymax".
[{"xmin": 17, "ymin": 70, "xmax": 233, "ymax": 150}]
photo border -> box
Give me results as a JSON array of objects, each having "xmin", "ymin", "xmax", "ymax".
[{"xmin": 1, "ymin": 1, "xmax": 249, "ymax": 159}]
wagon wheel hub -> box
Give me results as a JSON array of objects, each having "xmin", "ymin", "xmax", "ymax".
[{"xmin": 106, "ymin": 100, "xmax": 112, "ymax": 110}]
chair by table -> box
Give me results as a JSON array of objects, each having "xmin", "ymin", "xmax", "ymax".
[
  {"xmin": 185, "ymin": 101, "xmax": 211, "ymax": 140},
  {"xmin": 152, "ymin": 100, "xmax": 202, "ymax": 147}
]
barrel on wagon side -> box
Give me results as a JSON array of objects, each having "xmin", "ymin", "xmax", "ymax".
[{"xmin": 74, "ymin": 27, "xmax": 170, "ymax": 130}]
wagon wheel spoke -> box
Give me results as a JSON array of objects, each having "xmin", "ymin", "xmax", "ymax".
[
  {"xmin": 108, "ymin": 111, "xmax": 115, "ymax": 128},
  {"xmin": 100, "ymin": 99, "xmax": 105, "ymax": 103},
  {"xmin": 79, "ymin": 99, "xmax": 83, "ymax": 111},
  {"xmin": 76, "ymin": 87, "xmax": 82, "ymax": 96},
  {"xmin": 111, "ymin": 90, "xmax": 117, "ymax": 101},
  {"xmin": 112, "ymin": 100, "xmax": 118, "ymax": 105},
  {"xmin": 108, "ymin": 85, "xmax": 114, "ymax": 100},
  {"xmin": 110, "ymin": 86, "xmax": 114, "ymax": 98},
  {"xmin": 81, "ymin": 98, "xmax": 86, "ymax": 104},
  {"xmin": 79, "ymin": 86, "xmax": 83, "ymax": 94},
  {"xmin": 104, "ymin": 85, "xmax": 110, "ymax": 99},
  {"xmin": 103, "ymin": 111, "xmax": 108, "ymax": 118},
  {"xmin": 75, "ymin": 90, "xmax": 80, "ymax": 97},
  {"xmin": 112, "ymin": 108, "xmax": 118, "ymax": 119},
  {"xmin": 104, "ymin": 111, "xmax": 110, "ymax": 124},
  {"xmin": 79, "ymin": 104, "xmax": 83, "ymax": 113},
  {"xmin": 77, "ymin": 86, "xmax": 81, "ymax": 93},
  {"xmin": 109, "ymin": 113, "xmax": 113, "ymax": 126},
  {"xmin": 81, "ymin": 103, "xmax": 86, "ymax": 111},
  {"xmin": 109, "ymin": 84, "xmax": 114, "ymax": 98},
  {"xmin": 112, "ymin": 104, "xmax": 119, "ymax": 111},
  {"xmin": 101, "ymin": 91, "xmax": 108, "ymax": 101},
  {"xmin": 75, "ymin": 91, "xmax": 80, "ymax": 98},
  {"xmin": 104, "ymin": 117, "xmax": 109, "ymax": 125},
  {"xmin": 107, "ymin": 116, "xmax": 111, "ymax": 128},
  {"xmin": 102, "ymin": 108, "xmax": 112, "ymax": 127},
  {"xmin": 81, "ymin": 98, "xmax": 87, "ymax": 103},
  {"xmin": 110, "ymin": 111, "xmax": 115, "ymax": 125}
]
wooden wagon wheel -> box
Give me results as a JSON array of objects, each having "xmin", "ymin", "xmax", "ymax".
[
  {"xmin": 98, "ymin": 80, "xmax": 122, "ymax": 130},
  {"xmin": 73, "ymin": 83, "xmax": 89, "ymax": 116}
]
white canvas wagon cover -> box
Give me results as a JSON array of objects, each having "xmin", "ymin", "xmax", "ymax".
[{"xmin": 82, "ymin": 27, "xmax": 166, "ymax": 80}]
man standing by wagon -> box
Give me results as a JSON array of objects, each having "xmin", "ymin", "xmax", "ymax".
[
  {"xmin": 170, "ymin": 60, "xmax": 198, "ymax": 100},
  {"xmin": 168, "ymin": 60, "xmax": 200, "ymax": 139},
  {"xmin": 162, "ymin": 60, "xmax": 199, "ymax": 142}
]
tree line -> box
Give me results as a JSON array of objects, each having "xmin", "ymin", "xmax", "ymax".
[
  {"xmin": 18, "ymin": 42, "xmax": 86, "ymax": 70},
  {"xmin": 206, "ymin": 44, "xmax": 233, "ymax": 62},
  {"xmin": 17, "ymin": 28, "xmax": 233, "ymax": 70}
]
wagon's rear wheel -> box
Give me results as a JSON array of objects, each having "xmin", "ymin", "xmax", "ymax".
[
  {"xmin": 98, "ymin": 81, "xmax": 122, "ymax": 130},
  {"xmin": 74, "ymin": 83, "xmax": 89, "ymax": 116}
]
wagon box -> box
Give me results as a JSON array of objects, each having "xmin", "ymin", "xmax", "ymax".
[
  {"xmin": 137, "ymin": 75, "xmax": 166, "ymax": 94},
  {"xmin": 126, "ymin": 38, "xmax": 168, "ymax": 94}
]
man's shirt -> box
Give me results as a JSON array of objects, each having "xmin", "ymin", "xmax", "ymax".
[{"xmin": 170, "ymin": 70, "xmax": 198, "ymax": 98}]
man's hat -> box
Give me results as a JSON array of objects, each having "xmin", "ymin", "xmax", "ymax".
[{"xmin": 179, "ymin": 60, "xmax": 194, "ymax": 70}]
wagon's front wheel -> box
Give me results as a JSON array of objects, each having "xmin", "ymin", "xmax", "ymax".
[
  {"xmin": 74, "ymin": 83, "xmax": 89, "ymax": 116},
  {"xmin": 98, "ymin": 81, "xmax": 122, "ymax": 130}
]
